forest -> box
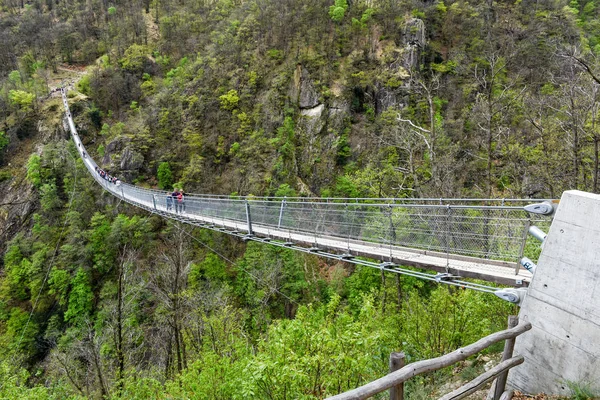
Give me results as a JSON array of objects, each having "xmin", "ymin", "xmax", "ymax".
[{"xmin": 0, "ymin": 0, "xmax": 599, "ymax": 398}]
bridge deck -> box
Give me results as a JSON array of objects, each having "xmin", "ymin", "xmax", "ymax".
[{"xmin": 115, "ymin": 188, "xmax": 531, "ymax": 287}]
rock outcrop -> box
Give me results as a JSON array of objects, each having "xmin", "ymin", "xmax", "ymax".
[
  {"xmin": 403, "ymin": 18, "xmax": 426, "ymax": 71},
  {"xmin": 291, "ymin": 65, "xmax": 321, "ymax": 109},
  {"xmin": 102, "ymin": 137, "xmax": 145, "ymax": 181}
]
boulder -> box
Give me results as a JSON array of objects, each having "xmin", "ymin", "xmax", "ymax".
[
  {"xmin": 102, "ymin": 137, "xmax": 127, "ymax": 165},
  {"xmin": 120, "ymin": 146, "xmax": 144, "ymax": 171}
]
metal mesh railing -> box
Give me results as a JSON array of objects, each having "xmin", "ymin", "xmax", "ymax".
[{"xmin": 62, "ymin": 91, "xmax": 551, "ymax": 264}]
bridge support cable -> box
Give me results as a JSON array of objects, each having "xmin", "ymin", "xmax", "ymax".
[{"xmin": 59, "ymin": 90, "xmax": 553, "ymax": 292}]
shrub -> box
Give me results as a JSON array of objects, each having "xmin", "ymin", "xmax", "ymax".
[{"xmin": 157, "ymin": 162, "xmax": 173, "ymax": 190}]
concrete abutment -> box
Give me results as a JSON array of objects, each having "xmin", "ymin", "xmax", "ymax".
[{"xmin": 509, "ymin": 190, "xmax": 600, "ymax": 395}]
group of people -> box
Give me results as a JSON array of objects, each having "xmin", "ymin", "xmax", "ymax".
[
  {"xmin": 95, "ymin": 166, "xmax": 120, "ymax": 185},
  {"xmin": 166, "ymin": 189, "xmax": 185, "ymax": 213}
]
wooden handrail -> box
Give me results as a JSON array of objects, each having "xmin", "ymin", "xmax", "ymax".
[
  {"xmin": 326, "ymin": 321, "xmax": 532, "ymax": 400},
  {"xmin": 438, "ymin": 356, "xmax": 524, "ymax": 400}
]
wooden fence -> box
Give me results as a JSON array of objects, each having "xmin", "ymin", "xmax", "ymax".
[{"xmin": 327, "ymin": 316, "xmax": 530, "ymax": 400}]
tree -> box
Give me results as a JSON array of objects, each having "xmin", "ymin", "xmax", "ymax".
[
  {"xmin": 8, "ymin": 90, "xmax": 35, "ymax": 113},
  {"xmin": 329, "ymin": 0, "xmax": 348, "ymax": 23},
  {"xmin": 157, "ymin": 161, "xmax": 173, "ymax": 190}
]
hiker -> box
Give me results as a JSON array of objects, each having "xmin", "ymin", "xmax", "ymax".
[
  {"xmin": 171, "ymin": 189, "xmax": 180, "ymax": 213},
  {"xmin": 166, "ymin": 191, "xmax": 173, "ymax": 211},
  {"xmin": 177, "ymin": 189, "xmax": 185, "ymax": 213}
]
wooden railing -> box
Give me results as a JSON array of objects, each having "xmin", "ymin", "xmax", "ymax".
[{"xmin": 327, "ymin": 316, "xmax": 530, "ymax": 400}]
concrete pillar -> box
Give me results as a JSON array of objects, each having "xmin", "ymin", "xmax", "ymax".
[{"xmin": 509, "ymin": 190, "xmax": 600, "ymax": 395}]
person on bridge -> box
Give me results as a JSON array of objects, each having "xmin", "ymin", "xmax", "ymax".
[
  {"xmin": 171, "ymin": 189, "xmax": 180, "ymax": 213},
  {"xmin": 166, "ymin": 191, "xmax": 173, "ymax": 211},
  {"xmin": 177, "ymin": 189, "xmax": 185, "ymax": 213}
]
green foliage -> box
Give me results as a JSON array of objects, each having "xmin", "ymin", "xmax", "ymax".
[
  {"xmin": 241, "ymin": 294, "xmax": 399, "ymax": 398},
  {"xmin": 272, "ymin": 116, "xmax": 297, "ymax": 185},
  {"xmin": 401, "ymin": 286, "xmax": 511, "ymax": 359},
  {"xmin": 77, "ymin": 74, "xmax": 91, "ymax": 95},
  {"xmin": 565, "ymin": 380, "xmax": 598, "ymax": 399},
  {"xmin": 335, "ymin": 131, "xmax": 351, "ymax": 165},
  {"xmin": 352, "ymin": 8, "xmax": 375, "ymax": 29},
  {"xmin": 219, "ymin": 89, "xmax": 240, "ymax": 110},
  {"xmin": 274, "ymin": 183, "xmax": 297, "ymax": 197},
  {"xmin": 4, "ymin": 308, "xmax": 39, "ymax": 354},
  {"xmin": 64, "ymin": 268, "xmax": 93, "ymax": 325},
  {"xmin": 87, "ymin": 105, "xmax": 102, "ymax": 129},
  {"xmin": 39, "ymin": 181, "xmax": 62, "ymax": 212},
  {"xmin": 266, "ymin": 49, "xmax": 284, "ymax": 61},
  {"xmin": 329, "ymin": 0, "xmax": 348, "ymax": 22},
  {"xmin": 0, "ymin": 170, "xmax": 12, "ymax": 182},
  {"xmin": 26, "ymin": 154, "xmax": 42, "ymax": 187},
  {"xmin": 157, "ymin": 161, "xmax": 173, "ymax": 189},
  {"xmin": 9, "ymin": 90, "xmax": 35, "ymax": 112},
  {"xmin": 8, "ymin": 70, "xmax": 22, "ymax": 85},
  {"xmin": 119, "ymin": 44, "xmax": 151, "ymax": 74},
  {"xmin": 0, "ymin": 131, "xmax": 8, "ymax": 152}
]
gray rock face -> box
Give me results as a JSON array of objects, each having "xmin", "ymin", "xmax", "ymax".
[
  {"xmin": 102, "ymin": 137, "xmax": 127, "ymax": 165},
  {"xmin": 291, "ymin": 65, "xmax": 321, "ymax": 109},
  {"xmin": 0, "ymin": 165, "xmax": 36, "ymax": 259},
  {"xmin": 328, "ymin": 96, "xmax": 350, "ymax": 132},
  {"xmin": 120, "ymin": 146, "xmax": 144, "ymax": 171},
  {"xmin": 375, "ymin": 83, "xmax": 408, "ymax": 113},
  {"xmin": 101, "ymin": 138, "xmax": 144, "ymax": 181},
  {"xmin": 403, "ymin": 18, "xmax": 426, "ymax": 70}
]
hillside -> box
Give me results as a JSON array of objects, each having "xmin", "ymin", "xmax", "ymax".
[{"xmin": 0, "ymin": 0, "xmax": 599, "ymax": 398}]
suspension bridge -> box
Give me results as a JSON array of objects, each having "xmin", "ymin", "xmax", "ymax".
[{"xmin": 60, "ymin": 90, "xmax": 553, "ymax": 295}]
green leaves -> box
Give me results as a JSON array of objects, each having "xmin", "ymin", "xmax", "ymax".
[
  {"xmin": 64, "ymin": 268, "xmax": 93, "ymax": 325},
  {"xmin": 9, "ymin": 90, "xmax": 35, "ymax": 112},
  {"xmin": 0, "ymin": 131, "xmax": 8, "ymax": 152},
  {"xmin": 241, "ymin": 294, "xmax": 399, "ymax": 399},
  {"xmin": 329, "ymin": 0, "xmax": 348, "ymax": 22},
  {"xmin": 26, "ymin": 154, "xmax": 42, "ymax": 187},
  {"xmin": 219, "ymin": 89, "xmax": 240, "ymax": 111},
  {"xmin": 157, "ymin": 162, "xmax": 173, "ymax": 190}
]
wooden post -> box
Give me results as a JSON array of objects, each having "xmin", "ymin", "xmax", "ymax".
[
  {"xmin": 493, "ymin": 316, "xmax": 518, "ymax": 400},
  {"xmin": 389, "ymin": 352, "xmax": 405, "ymax": 400}
]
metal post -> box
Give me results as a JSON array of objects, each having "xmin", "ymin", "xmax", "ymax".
[
  {"xmin": 515, "ymin": 220, "xmax": 531, "ymax": 275},
  {"xmin": 389, "ymin": 352, "xmax": 405, "ymax": 400},
  {"xmin": 278, "ymin": 197, "xmax": 286, "ymax": 228},
  {"xmin": 445, "ymin": 205, "xmax": 451, "ymax": 272},
  {"xmin": 493, "ymin": 316, "xmax": 518, "ymax": 400},
  {"xmin": 245, "ymin": 199, "xmax": 253, "ymax": 235},
  {"xmin": 152, "ymin": 194, "xmax": 156, "ymax": 210}
]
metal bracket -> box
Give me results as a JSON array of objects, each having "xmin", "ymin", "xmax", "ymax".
[
  {"xmin": 524, "ymin": 201, "xmax": 555, "ymax": 215},
  {"xmin": 434, "ymin": 273, "xmax": 456, "ymax": 282},
  {"xmin": 494, "ymin": 288, "xmax": 528, "ymax": 306}
]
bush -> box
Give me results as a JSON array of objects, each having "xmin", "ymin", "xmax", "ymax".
[{"xmin": 157, "ymin": 162, "xmax": 173, "ymax": 190}]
